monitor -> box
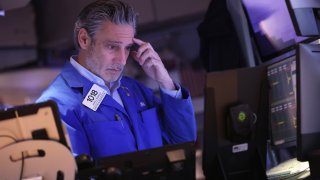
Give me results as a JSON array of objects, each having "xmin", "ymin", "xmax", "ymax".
[
  {"xmin": 242, "ymin": 0, "xmax": 315, "ymax": 62},
  {"xmin": 0, "ymin": 100, "xmax": 75, "ymax": 179},
  {"xmin": 296, "ymin": 43, "xmax": 320, "ymax": 162},
  {"xmin": 0, "ymin": 100, "xmax": 68, "ymax": 149},
  {"xmin": 202, "ymin": 66, "xmax": 268, "ymax": 179},
  {"xmin": 77, "ymin": 142, "xmax": 196, "ymax": 180},
  {"xmin": 267, "ymin": 56, "xmax": 297, "ymax": 149},
  {"xmin": 286, "ymin": 0, "xmax": 320, "ymax": 37}
]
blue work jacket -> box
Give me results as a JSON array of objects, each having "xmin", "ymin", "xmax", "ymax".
[{"xmin": 37, "ymin": 62, "xmax": 197, "ymax": 159}]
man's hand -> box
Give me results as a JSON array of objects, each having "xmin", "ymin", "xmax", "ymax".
[{"xmin": 130, "ymin": 38, "xmax": 175, "ymax": 90}]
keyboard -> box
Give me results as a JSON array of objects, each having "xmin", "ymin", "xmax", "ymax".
[{"xmin": 266, "ymin": 158, "xmax": 309, "ymax": 179}]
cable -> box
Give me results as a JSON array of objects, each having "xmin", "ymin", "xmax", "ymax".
[
  {"xmin": 0, "ymin": 135, "xmax": 17, "ymax": 142},
  {"xmin": 0, "ymin": 135, "xmax": 17, "ymax": 150},
  {"xmin": 19, "ymin": 151, "xmax": 25, "ymax": 180}
]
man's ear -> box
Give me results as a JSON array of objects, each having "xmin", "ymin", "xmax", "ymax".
[{"xmin": 78, "ymin": 28, "xmax": 91, "ymax": 50}]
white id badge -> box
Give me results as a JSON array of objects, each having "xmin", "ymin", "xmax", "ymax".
[{"xmin": 82, "ymin": 84, "xmax": 107, "ymax": 111}]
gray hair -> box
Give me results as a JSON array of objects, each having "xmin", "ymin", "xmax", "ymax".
[{"xmin": 74, "ymin": 0, "xmax": 137, "ymax": 49}]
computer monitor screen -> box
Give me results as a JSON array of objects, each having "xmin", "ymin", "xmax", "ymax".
[
  {"xmin": 202, "ymin": 66, "xmax": 268, "ymax": 179},
  {"xmin": 242, "ymin": 0, "xmax": 312, "ymax": 61},
  {"xmin": 296, "ymin": 43, "xmax": 320, "ymax": 161},
  {"xmin": 77, "ymin": 142, "xmax": 195, "ymax": 180},
  {"xmin": 0, "ymin": 100, "xmax": 68, "ymax": 149},
  {"xmin": 267, "ymin": 56, "xmax": 297, "ymax": 148}
]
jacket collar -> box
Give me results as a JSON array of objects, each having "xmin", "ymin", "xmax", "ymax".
[
  {"xmin": 61, "ymin": 61, "xmax": 130, "ymax": 114},
  {"xmin": 61, "ymin": 61, "xmax": 89, "ymax": 88}
]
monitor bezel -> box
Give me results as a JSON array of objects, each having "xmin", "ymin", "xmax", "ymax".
[
  {"xmin": 77, "ymin": 141, "xmax": 196, "ymax": 180},
  {"xmin": 202, "ymin": 66, "xmax": 268, "ymax": 179},
  {"xmin": 0, "ymin": 100, "xmax": 68, "ymax": 149}
]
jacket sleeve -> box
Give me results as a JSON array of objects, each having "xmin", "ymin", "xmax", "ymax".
[{"xmin": 158, "ymin": 86, "xmax": 197, "ymax": 144}]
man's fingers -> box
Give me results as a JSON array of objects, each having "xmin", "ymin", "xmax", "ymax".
[
  {"xmin": 131, "ymin": 50, "xmax": 149, "ymax": 66},
  {"xmin": 133, "ymin": 38, "xmax": 144, "ymax": 45},
  {"xmin": 139, "ymin": 49, "xmax": 153, "ymax": 62}
]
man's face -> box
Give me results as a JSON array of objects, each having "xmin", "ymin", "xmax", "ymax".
[{"xmin": 84, "ymin": 21, "xmax": 135, "ymax": 84}]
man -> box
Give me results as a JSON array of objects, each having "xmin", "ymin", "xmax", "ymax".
[{"xmin": 37, "ymin": 0, "xmax": 196, "ymax": 159}]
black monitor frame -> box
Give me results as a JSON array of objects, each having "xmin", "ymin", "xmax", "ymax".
[
  {"xmin": 202, "ymin": 66, "xmax": 268, "ymax": 179},
  {"xmin": 77, "ymin": 142, "xmax": 196, "ymax": 180},
  {"xmin": 0, "ymin": 100, "xmax": 68, "ymax": 149}
]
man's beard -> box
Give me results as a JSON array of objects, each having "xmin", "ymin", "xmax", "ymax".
[
  {"xmin": 85, "ymin": 45, "xmax": 125, "ymax": 84},
  {"xmin": 85, "ymin": 56, "xmax": 124, "ymax": 83}
]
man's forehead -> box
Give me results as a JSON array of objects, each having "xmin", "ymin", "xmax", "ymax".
[{"xmin": 104, "ymin": 39, "xmax": 134, "ymax": 45}]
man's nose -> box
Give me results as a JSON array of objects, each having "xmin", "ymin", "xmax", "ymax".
[{"xmin": 115, "ymin": 49, "xmax": 128, "ymax": 64}]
